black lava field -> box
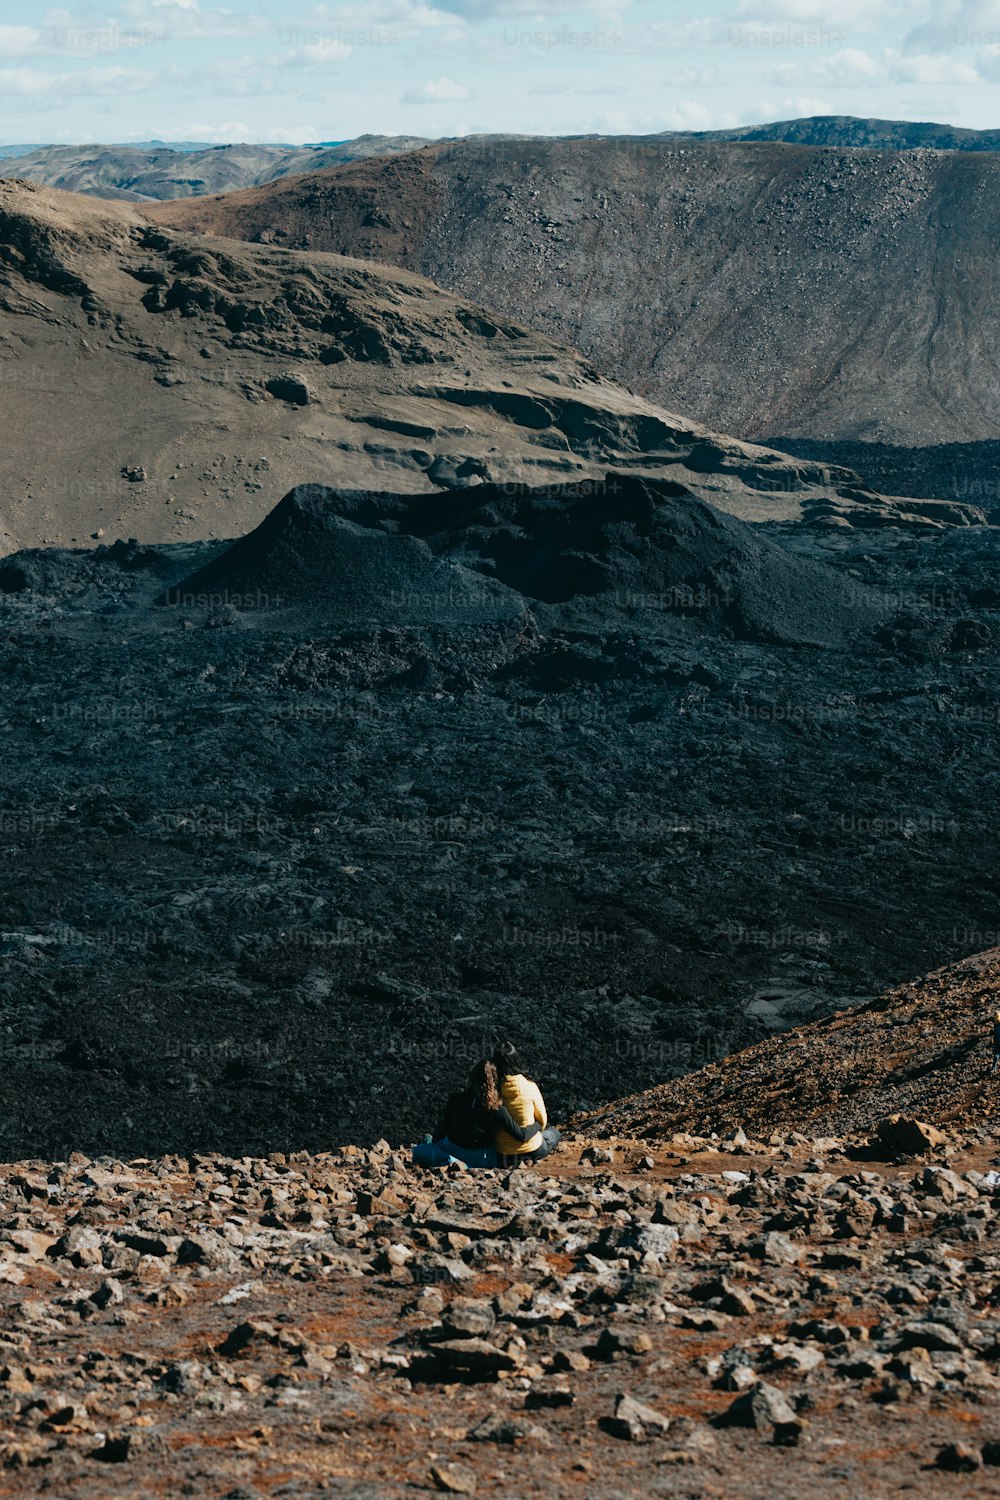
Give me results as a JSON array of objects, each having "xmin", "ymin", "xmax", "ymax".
[{"xmin": 1, "ymin": 474, "xmax": 998, "ymax": 1158}]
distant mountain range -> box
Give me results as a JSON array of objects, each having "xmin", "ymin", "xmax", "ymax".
[
  {"xmin": 4, "ymin": 117, "xmax": 1000, "ymax": 202},
  {"xmin": 0, "ymin": 140, "xmax": 354, "ymax": 158},
  {"xmin": 660, "ymin": 115, "xmax": 1000, "ymax": 151},
  {"xmin": 0, "ymin": 136, "xmax": 432, "ymax": 201}
]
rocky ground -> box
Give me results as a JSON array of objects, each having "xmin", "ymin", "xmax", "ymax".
[{"xmin": 2, "ymin": 1124, "xmax": 1000, "ymax": 1498}]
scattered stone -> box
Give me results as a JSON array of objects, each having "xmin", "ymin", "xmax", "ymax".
[
  {"xmin": 581, "ymin": 1146, "xmax": 615, "ymax": 1166},
  {"xmin": 216, "ymin": 1320, "xmax": 278, "ymax": 1357},
  {"xmin": 427, "ymin": 1340, "xmax": 521, "ymax": 1377},
  {"xmin": 92, "ymin": 1434, "xmax": 131, "ymax": 1463},
  {"xmin": 753, "ymin": 1232, "xmax": 802, "ymax": 1265},
  {"xmin": 604, "ymin": 1391, "xmax": 671, "ymax": 1440},
  {"xmin": 553, "ymin": 1349, "xmax": 591, "ymax": 1373},
  {"xmin": 431, "ymin": 1461, "xmax": 478, "ymax": 1493},
  {"xmin": 440, "ymin": 1298, "xmax": 496, "ymax": 1340},
  {"xmin": 718, "ymin": 1381, "xmax": 806, "ymax": 1445},
  {"xmin": 896, "ymin": 1321, "xmax": 965, "ymax": 1354},
  {"xmin": 594, "ymin": 1327, "xmax": 653, "ymax": 1360},
  {"xmin": 466, "ymin": 1416, "xmax": 550, "ymax": 1445},
  {"xmin": 265, "ymin": 374, "xmax": 313, "ymax": 406},
  {"xmin": 935, "ymin": 1442, "xmax": 982, "ymax": 1472},
  {"xmin": 922, "ymin": 1167, "xmax": 972, "ymax": 1204}
]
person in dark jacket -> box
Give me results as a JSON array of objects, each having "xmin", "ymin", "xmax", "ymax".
[{"xmin": 412, "ymin": 1059, "xmax": 536, "ymax": 1167}]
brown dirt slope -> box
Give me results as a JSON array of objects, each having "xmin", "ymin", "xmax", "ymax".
[
  {"xmin": 581, "ymin": 948, "xmax": 1000, "ymax": 1142},
  {"xmin": 153, "ymin": 136, "xmax": 1000, "ymax": 446},
  {"xmin": 0, "ymin": 178, "xmax": 969, "ymax": 553}
]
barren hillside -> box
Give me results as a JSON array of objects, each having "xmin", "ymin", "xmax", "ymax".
[
  {"xmin": 0, "ymin": 178, "xmax": 958, "ymax": 556},
  {"xmin": 154, "ymin": 136, "xmax": 1000, "ymax": 449},
  {"xmin": 583, "ymin": 948, "xmax": 1000, "ymax": 1142}
]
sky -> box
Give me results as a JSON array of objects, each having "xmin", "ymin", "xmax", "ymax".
[{"xmin": 1, "ymin": 0, "xmax": 1000, "ymax": 146}]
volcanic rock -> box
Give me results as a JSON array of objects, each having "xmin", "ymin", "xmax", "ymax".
[{"xmin": 875, "ymin": 1116, "xmax": 947, "ymax": 1157}]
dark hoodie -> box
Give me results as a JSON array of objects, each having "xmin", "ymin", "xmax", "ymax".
[{"xmin": 433, "ymin": 1089, "xmax": 536, "ymax": 1151}]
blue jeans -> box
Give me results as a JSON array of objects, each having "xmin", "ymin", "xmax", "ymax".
[
  {"xmin": 411, "ymin": 1137, "xmax": 499, "ymax": 1169},
  {"xmin": 498, "ymin": 1127, "xmax": 561, "ymax": 1167}
]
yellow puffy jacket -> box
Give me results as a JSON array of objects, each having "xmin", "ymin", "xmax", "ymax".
[{"xmin": 493, "ymin": 1073, "xmax": 547, "ymax": 1156}]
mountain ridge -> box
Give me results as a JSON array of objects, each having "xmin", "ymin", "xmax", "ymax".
[
  {"xmin": 152, "ymin": 135, "xmax": 1000, "ymax": 450},
  {"xmin": 0, "ymin": 177, "xmax": 969, "ymax": 556}
]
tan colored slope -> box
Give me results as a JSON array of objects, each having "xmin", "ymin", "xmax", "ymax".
[
  {"xmin": 0, "ymin": 180, "xmax": 977, "ymax": 553},
  {"xmin": 580, "ymin": 948, "xmax": 1000, "ymax": 1142},
  {"xmin": 0, "ymin": 181, "xmax": 955, "ymax": 551},
  {"xmin": 153, "ymin": 135, "xmax": 1000, "ymax": 447}
]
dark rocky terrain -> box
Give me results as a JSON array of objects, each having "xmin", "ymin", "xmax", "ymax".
[
  {"xmin": 0, "ymin": 471, "xmax": 998, "ymax": 1160},
  {"xmin": 764, "ymin": 437, "xmax": 1000, "ymax": 525},
  {"xmin": 155, "ymin": 135, "xmax": 1000, "ymax": 455},
  {"xmin": 0, "ymin": 137, "xmax": 433, "ymax": 202}
]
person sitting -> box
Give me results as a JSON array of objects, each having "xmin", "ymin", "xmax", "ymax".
[
  {"xmin": 491, "ymin": 1040, "xmax": 561, "ymax": 1167},
  {"xmin": 411, "ymin": 1059, "xmax": 537, "ymax": 1168}
]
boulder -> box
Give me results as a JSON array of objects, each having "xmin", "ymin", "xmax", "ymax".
[
  {"xmin": 718, "ymin": 1381, "xmax": 807, "ymax": 1445},
  {"xmin": 605, "ymin": 1391, "xmax": 672, "ymax": 1441},
  {"xmin": 935, "ymin": 1442, "xmax": 982, "ymax": 1472},
  {"xmin": 427, "ymin": 1339, "xmax": 520, "ymax": 1376},
  {"xmin": 875, "ymin": 1116, "xmax": 946, "ymax": 1157}
]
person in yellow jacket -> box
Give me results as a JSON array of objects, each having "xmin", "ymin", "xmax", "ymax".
[{"xmin": 491, "ymin": 1040, "xmax": 561, "ymax": 1166}]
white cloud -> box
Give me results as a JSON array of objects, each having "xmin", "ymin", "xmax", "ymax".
[
  {"xmin": 648, "ymin": 17, "xmax": 726, "ymax": 51},
  {"xmin": 770, "ymin": 45, "xmax": 880, "ymax": 85},
  {"xmin": 660, "ymin": 99, "xmax": 716, "ymax": 129},
  {"xmin": 402, "ymin": 75, "xmax": 472, "ymax": 102},
  {"xmin": 731, "ymin": 0, "xmax": 886, "ymax": 21},
  {"xmin": 779, "ymin": 92, "xmax": 834, "ymax": 112},
  {"xmin": 0, "ymin": 25, "xmax": 44, "ymax": 58},
  {"xmin": 268, "ymin": 39, "xmax": 354, "ymax": 67},
  {"xmin": 431, "ymin": 0, "xmax": 584, "ymax": 15},
  {"xmin": 102, "ymin": 0, "xmax": 273, "ymax": 42},
  {"xmin": 670, "ymin": 64, "xmax": 722, "ymax": 86},
  {"xmin": 903, "ymin": 1, "xmax": 1000, "ymax": 55},
  {"xmin": 741, "ymin": 92, "xmax": 834, "ymax": 120},
  {"xmin": 888, "ymin": 50, "xmax": 979, "ymax": 83},
  {"xmin": 179, "ymin": 119, "xmax": 319, "ymax": 143},
  {"xmin": 0, "ymin": 64, "xmax": 157, "ymax": 97}
]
